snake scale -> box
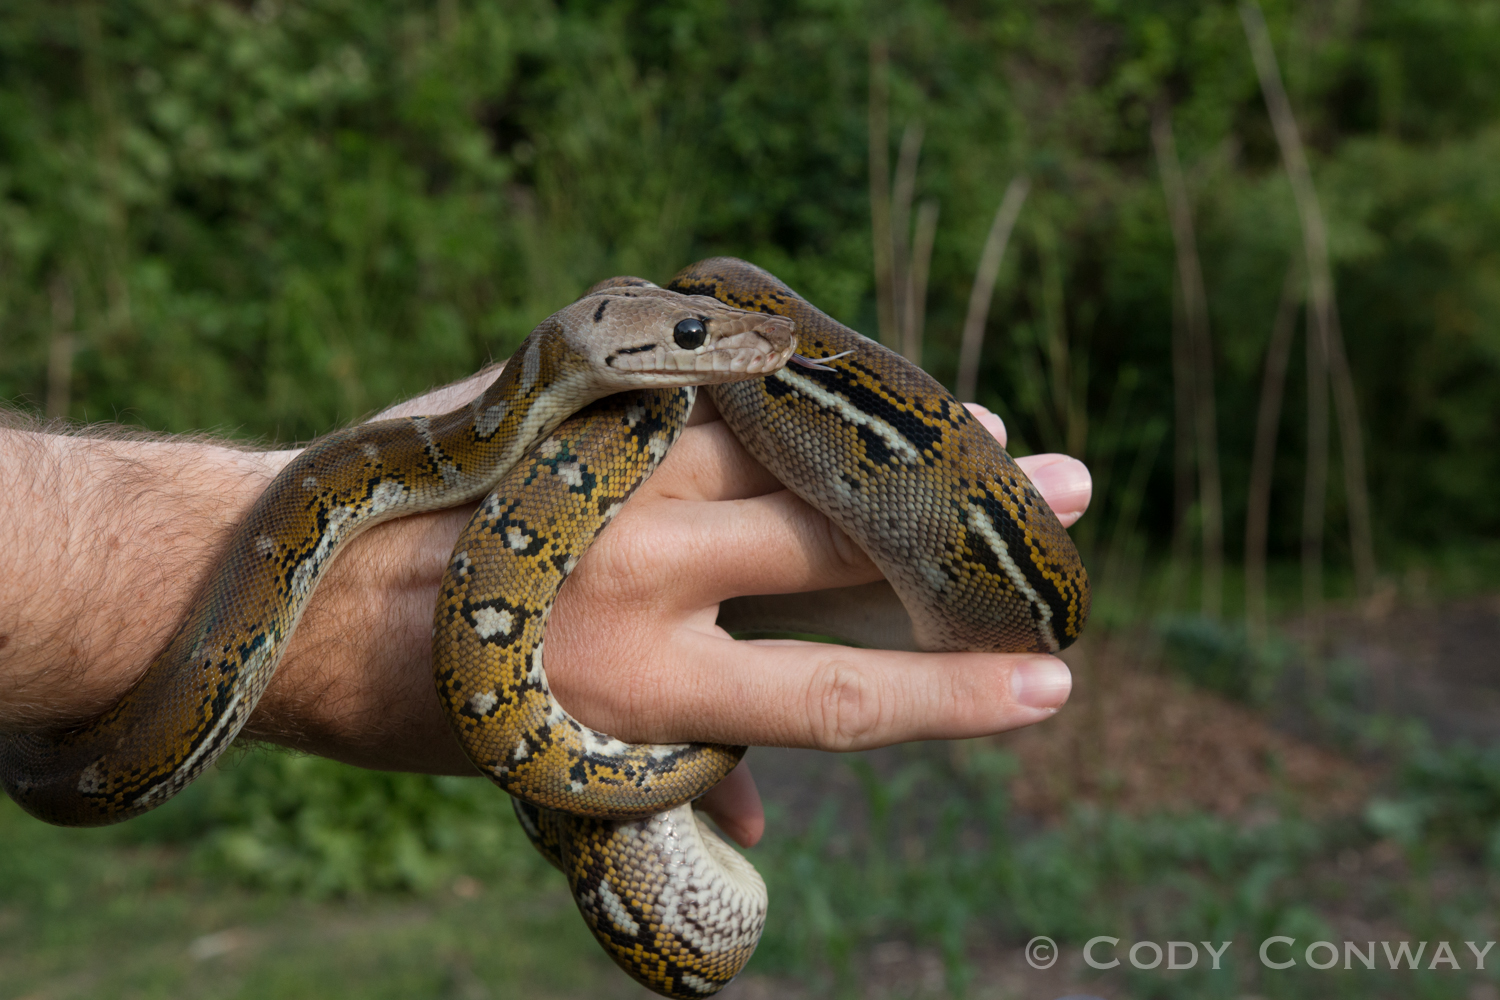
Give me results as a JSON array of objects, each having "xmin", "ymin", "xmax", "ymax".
[{"xmin": 1, "ymin": 258, "xmax": 1088, "ymax": 998}]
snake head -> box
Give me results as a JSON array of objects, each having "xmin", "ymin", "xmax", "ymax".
[{"xmin": 565, "ymin": 284, "xmax": 796, "ymax": 389}]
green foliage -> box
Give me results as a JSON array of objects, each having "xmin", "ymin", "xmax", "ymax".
[
  {"xmin": 0, "ymin": 788, "xmax": 625, "ymax": 999},
  {"xmin": 9, "ymin": 740, "xmax": 1500, "ymax": 998},
  {"xmin": 1367, "ymin": 740, "xmax": 1500, "ymax": 865},
  {"xmin": 748, "ymin": 747, "xmax": 1490, "ymax": 999},
  {"xmin": 1157, "ymin": 614, "xmax": 1287, "ymax": 702},
  {"xmin": 112, "ymin": 747, "xmax": 547, "ymax": 897},
  {"xmin": 2, "ymin": 0, "xmax": 1500, "ymax": 563}
]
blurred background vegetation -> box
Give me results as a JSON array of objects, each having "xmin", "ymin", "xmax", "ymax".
[
  {"xmin": 6, "ymin": 0, "xmax": 1500, "ymax": 587},
  {"xmin": 4, "ymin": 1, "xmax": 1500, "ymax": 998}
]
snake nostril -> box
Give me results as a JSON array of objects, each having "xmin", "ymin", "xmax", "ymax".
[{"xmin": 673, "ymin": 317, "xmax": 707, "ymax": 350}]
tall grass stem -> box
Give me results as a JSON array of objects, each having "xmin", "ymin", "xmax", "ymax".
[
  {"xmin": 1152, "ymin": 104, "xmax": 1224, "ymax": 620},
  {"xmin": 956, "ymin": 176, "xmax": 1029, "ymax": 401},
  {"xmin": 867, "ymin": 39, "xmax": 897, "ymax": 350},
  {"xmin": 903, "ymin": 198, "xmax": 938, "ymax": 365},
  {"xmin": 890, "ymin": 121, "xmax": 925, "ymax": 353},
  {"xmin": 1245, "ymin": 259, "xmax": 1302, "ymax": 643},
  {"xmin": 1241, "ymin": 0, "xmax": 1377, "ymax": 603}
]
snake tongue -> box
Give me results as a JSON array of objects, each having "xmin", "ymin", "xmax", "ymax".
[{"xmin": 789, "ymin": 350, "xmax": 854, "ymax": 372}]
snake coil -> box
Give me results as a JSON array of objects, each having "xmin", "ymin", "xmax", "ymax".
[{"xmin": 1, "ymin": 259, "xmax": 1087, "ymax": 998}]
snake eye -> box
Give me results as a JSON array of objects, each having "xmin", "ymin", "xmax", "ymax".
[{"xmin": 673, "ymin": 317, "xmax": 707, "ymax": 350}]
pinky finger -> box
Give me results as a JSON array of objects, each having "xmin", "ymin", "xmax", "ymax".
[{"xmin": 694, "ymin": 760, "xmax": 764, "ymax": 848}]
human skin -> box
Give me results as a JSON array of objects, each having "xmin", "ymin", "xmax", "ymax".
[{"xmin": 0, "ymin": 368, "xmax": 1090, "ymax": 847}]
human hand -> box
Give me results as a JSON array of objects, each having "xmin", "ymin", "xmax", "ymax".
[
  {"xmin": 536, "ymin": 392, "xmax": 1091, "ymax": 847},
  {"xmin": 255, "ymin": 371, "xmax": 1089, "ymax": 846}
]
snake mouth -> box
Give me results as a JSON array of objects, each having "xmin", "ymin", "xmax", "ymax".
[
  {"xmin": 605, "ymin": 344, "xmax": 791, "ymax": 377},
  {"xmin": 603, "ymin": 317, "xmax": 797, "ymax": 382}
]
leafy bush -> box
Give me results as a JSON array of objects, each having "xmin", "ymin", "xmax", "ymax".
[
  {"xmin": 4, "ymin": 0, "xmax": 1500, "ymax": 563},
  {"xmin": 113, "ymin": 747, "xmax": 546, "ymax": 897},
  {"xmin": 1367, "ymin": 740, "xmax": 1500, "ymax": 866},
  {"xmin": 1156, "ymin": 614, "xmax": 1288, "ymax": 703}
]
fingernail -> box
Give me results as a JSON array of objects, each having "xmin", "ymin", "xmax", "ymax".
[
  {"xmin": 963, "ymin": 403, "xmax": 1007, "ymax": 446},
  {"xmin": 1010, "ymin": 658, "xmax": 1072, "ymax": 710},
  {"xmin": 1027, "ymin": 456, "xmax": 1092, "ymax": 507}
]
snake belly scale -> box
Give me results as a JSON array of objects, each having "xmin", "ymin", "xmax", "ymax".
[{"xmin": 1, "ymin": 258, "xmax": 1088, "ymax": 999}]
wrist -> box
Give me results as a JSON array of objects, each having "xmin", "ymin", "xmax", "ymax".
[{"xmin": 245, "ymin": 501, "xmax": 477, "ymax": 775}]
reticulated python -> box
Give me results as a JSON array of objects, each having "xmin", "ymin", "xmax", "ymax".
[{"xmin": 1, "ymin": 258, "xmax": 1088, "ymax": 998}]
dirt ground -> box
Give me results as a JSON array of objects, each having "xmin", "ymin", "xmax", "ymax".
[
  {"xmin": 998, "ymin": 631, "xmax": 1372, "ymax": 821},
  {"xmin": 723, "ymin": 593, "xmax": 1500, "ymax": 1000},
  {"xmin": 1318, "ymin": 593, "xmax": 1500, "ymax": 744}
]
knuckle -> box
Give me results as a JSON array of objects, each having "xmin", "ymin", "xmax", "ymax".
[
  {"xmin": 576, "ymin": 522, "xmax": 667, "ymax": 606},
  {"xmin": 806, "ymin": 659, "xmax": 885, "ymax": 751},
  {"xmin": 822, "ymin": 518, "xmax": 874, "ymax": 576}
]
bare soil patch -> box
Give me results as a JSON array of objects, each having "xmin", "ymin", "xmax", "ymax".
[{"xmin": 996, "ymin": 631, "xmax": 1373, "ymax": 821}]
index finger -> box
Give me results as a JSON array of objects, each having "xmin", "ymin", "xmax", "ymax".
[{"xmin": 557, "ymin": 626, "xmax": 1072, "ymax": 752}]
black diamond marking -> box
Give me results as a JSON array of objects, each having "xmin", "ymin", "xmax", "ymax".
[
  {"xmin": 595, "ymin": 478, "xmax": 646, "ymax": 516},
  {"xmin": 854, "ymin": 424, "xmax": 895, "ymax": 466},
  {"xmin": 460, "ymin": 596, "xmax": 530, "ymax": 649},
  {"xmin": 568, "ymin": 759, "xmax": 589, "ymax": 786},
  {"xmin": 964, "ymin": 524, "xmax": 1004, "ymax": 579},
  {"xmin": 485, "ymin": 510, "xmax": 546, "ymax": 556},
  {"xmin": 233, "ymin": 631, "xmax": 269, "ymax": 666},
  {"xmin": 564, "ymin": 462, "xmax": 596, "ymax": 496}
]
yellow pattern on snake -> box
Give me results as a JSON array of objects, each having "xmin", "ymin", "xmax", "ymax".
[
  {"xmin": 431, "ymin": 259, "xmax": 1089, "ymax": 996},
  {"xmin": 1, "ymin": 258, "xmax": 1089, "ymax": 1000}
]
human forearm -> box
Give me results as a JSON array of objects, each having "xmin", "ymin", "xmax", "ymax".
[
  {"xmin": 0, "ymin": 426, "xmax": 281, "ymax": 729},
  {"xmin": 0, "ymin": 418, "xmax": 477, "ymax": 774}
]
